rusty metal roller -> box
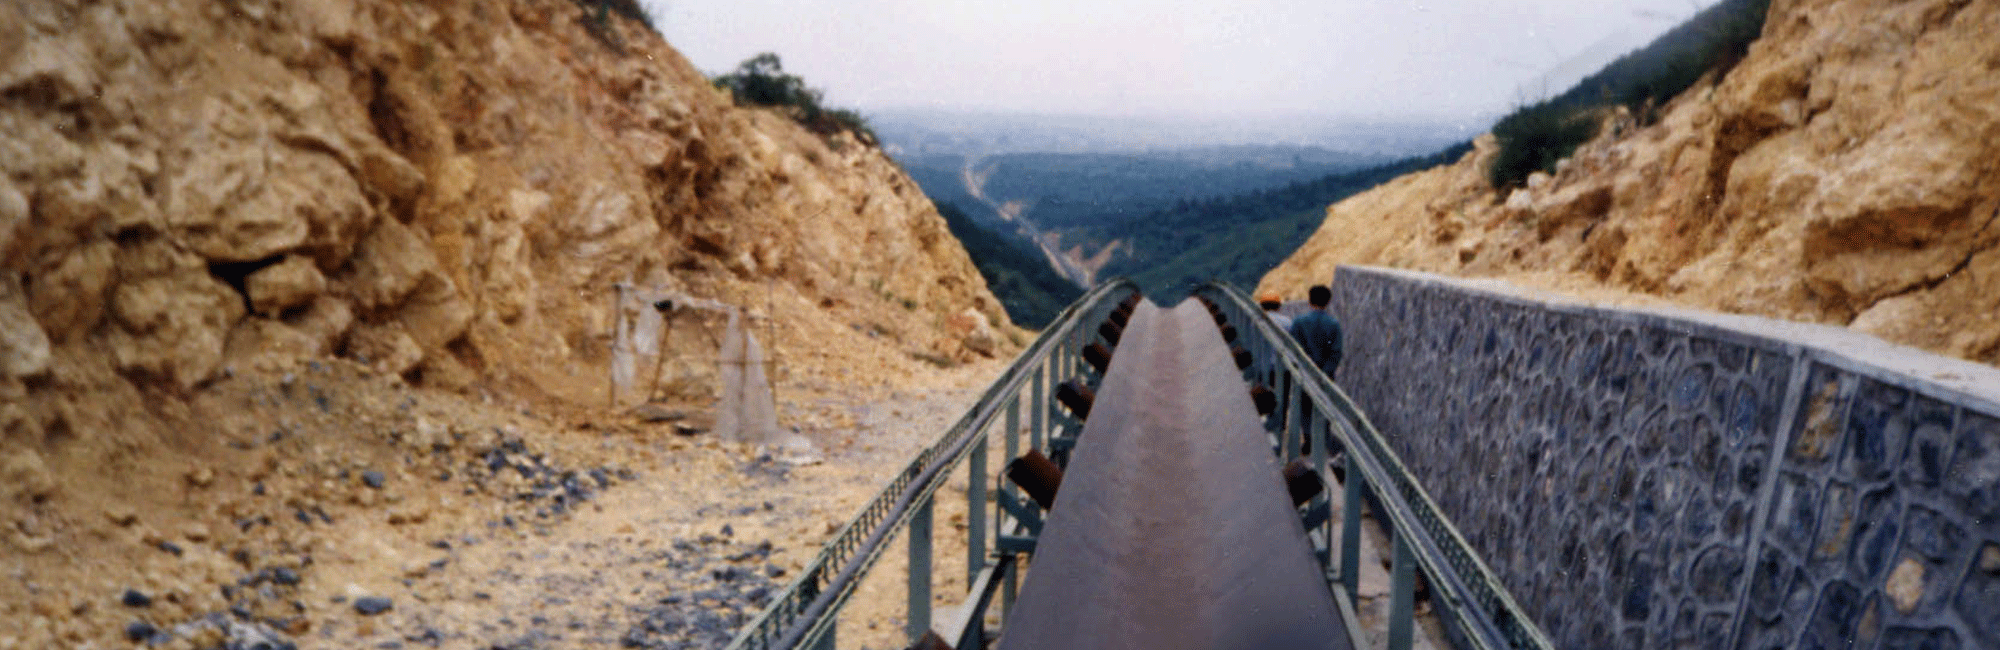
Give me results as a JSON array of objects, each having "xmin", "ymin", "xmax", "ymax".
[
  {"xmin": 1057, "ymin": 379, "xmax": 1097, "ymax": 420},
  {"xmin": 1249, "ymin": 384, "xmax": 1277, "ymax": 416},
  {"xmin": 904, "ymin": 631, "xmax": 954, "ymax": 650},
  {"xmin": 1110, "ymin": 303, "xmax": 1135, "ymax": 328},
  {"xmin": 1219, "ymin": 324, "xmax": 1238, "ymax": 344},
  {"xmin": 1083, "ymin": 342, "xmax": 1114, "ymax": 374},
  {"xmin": 1005, "ymin": 449, "xmax": 1065, "ymax": 511},
  {"xmin": 1231, "ymin": 345, "xmax": 1253, "ymax": 370},
  {"xmin": 1098, "ymin": 320, "xmax": 1124, "ymax": 346},
  {"xmin": 1281, "ymin": 459, "xmax": 1325, "ymax": 507}
]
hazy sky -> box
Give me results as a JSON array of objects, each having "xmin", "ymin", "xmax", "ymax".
[{"xmin": 649, "ymin": 0, "xmax": 1715, "ymax": 122}]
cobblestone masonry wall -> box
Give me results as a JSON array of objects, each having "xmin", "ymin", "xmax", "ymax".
[{"xmin": 1326, "ymin": 266, "xmax": 2000, "ymax": 650}]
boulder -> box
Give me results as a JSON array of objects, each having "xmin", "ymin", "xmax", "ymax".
[
  {"xmin": 345, "ymin": 218, "xmax": 437, "ymax": 313},
  {"xmin": 108, "ymin": 270, "xmax": 245, "ymax": 389},
  {"xmin": 0, "ymin": 283, "xmax": 50, "ymax": 378},
  {"xmin": 344, "ymin": 324, "xmax": 424, "ymax": 377},
  {"xmin": 246, "ymin": 255, "xmax": 327, "ymax": 316},
  {"xmin": 27, "ymin": 241, "xmax": 117, "ymax": 340},
  {"xmin": 946, "ymin": 308, "xmax": 1000, "ymax": 358},
  {"xmin": 162, "ymin": 96, "xmax": 372, "ymax": 264}
]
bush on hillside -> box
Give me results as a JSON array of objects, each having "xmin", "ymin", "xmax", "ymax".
[
  {"xmin": 1487, "ymin": 102, "xmax": 1604, "ymax": 190},
  {"xmin": 572, "ymin": 0, "xmax": 656, "ymax": 51},
  {"xmin": 713, "ymin": 53, "xmax": 879, "ymax": 146},
  {"xmin": 1487, "ymin": 0, "xmax": 1772, "ymax": 188}
]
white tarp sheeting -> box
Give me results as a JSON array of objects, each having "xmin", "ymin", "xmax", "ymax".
[{"xmin": 714, "ymin": 309, "xmax": 781, "ymax": 445}]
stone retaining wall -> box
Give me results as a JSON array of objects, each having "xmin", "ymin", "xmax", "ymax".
[{"xmin": 1327, "ymin": 266, "xmax": 2000, "ymax": 650}]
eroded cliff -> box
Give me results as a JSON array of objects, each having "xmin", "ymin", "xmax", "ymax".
[
  {"xmin": 0, "ymin": 0, "xmax": 1011, "ymax": 644},
  {"xmin": 1262, "ymin": 0, "xmax": 2000, "ymax": 366}
]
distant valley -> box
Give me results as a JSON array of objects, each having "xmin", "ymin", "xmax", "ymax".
[{"xmin": 875, "ymin": 110, "xmax": 1477, "ymax": 321}]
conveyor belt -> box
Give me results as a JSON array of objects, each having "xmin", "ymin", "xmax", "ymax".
[{"xmin": 997, "ymin": 300, "xmax": 1350, "ymax": 650}]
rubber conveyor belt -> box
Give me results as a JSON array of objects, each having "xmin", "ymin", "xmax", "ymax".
[{"xmin": 998, "ymin": 300, "xmax": 1351, "ymax": 650}]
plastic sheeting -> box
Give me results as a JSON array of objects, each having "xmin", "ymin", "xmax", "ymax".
[
  {"xmin": 714, "ymin": 309, "xmax": 781, "ymax": 445},
  {"xmin": 607, "ymin": 286, "xmax": 666, "ymax": 407}
]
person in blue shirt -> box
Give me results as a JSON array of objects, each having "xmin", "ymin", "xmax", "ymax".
[{"xmin": 1287, "ymin": 285, "xmax": 1343, "ymax": 379}]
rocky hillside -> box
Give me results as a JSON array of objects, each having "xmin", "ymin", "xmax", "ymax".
[
  {"xmin": 1262, "ymin": 0, "xmax": 2000, "ymax": 366},
  {"xmin": 1, "ymin": 0, "xmax": 1012, "ymax": 644}
]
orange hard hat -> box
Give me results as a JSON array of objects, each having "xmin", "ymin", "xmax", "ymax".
[{"xmin": 1257, "ymin": 293, "xmax": 1282, "ymax": 304}]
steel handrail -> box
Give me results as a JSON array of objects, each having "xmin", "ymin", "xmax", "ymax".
[
  {"xmin": 727, "ymin": 279, "xmax": 1140, "ymax": 650},
  {"xmin": 1194, "ymin": 281, "xmax": 1555, "ymax": 650}
]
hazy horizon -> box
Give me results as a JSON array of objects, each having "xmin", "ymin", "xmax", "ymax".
[{"xmin": 650, "ymin": 0, "xmax": 1718, "ymax": 126}]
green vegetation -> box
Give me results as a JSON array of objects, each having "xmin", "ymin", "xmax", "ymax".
[
  {"xmin": 712, "ymin": 53, "xmax": 878, "ymax": 145},
  {"xmin": 934, "ymin": 202, "xmax": 1083, "ymax": 328},
  {"xmin": 1488, "ymin": 0, "xmax": 1772, "ymax": 188},
  {"xmin": 1089, "ymin": 142, "xmax": 1476, "ymax": 298},
  {"xmin": 1488, "ymin": 102, "xmax": 1604, "ymax": 191},
  {"xmin": 897, "ymin": 148, "xmax": 1391, "ymax": 232},
  {"xmin": 572, "ymin": 0, "xmax": 656, "ymax": 51}
]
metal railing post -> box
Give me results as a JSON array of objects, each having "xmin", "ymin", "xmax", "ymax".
[
  {"xmin": 1312, "ymin": 401, "xmax": 1332, "ymax": 562},
  {"xmin": 1001, "ymin": 395, "xmax": 1020, "ymax": 623},
  {"xmin": 1389, "ymin": 535, "xmax": 1415, "ymax": 650},
  {"xmin": 1030, "ymin": 362, "xmax": 1046, "ymax": 452},
  {"xmin": 1046, "ymin": 353, "xmax": 1063, "ymax": 434},
  {"xmin": 1341, "ymin": 453, "xmax": 1363, "ymax": 602},
  {"xmin": 1285, "ymin": 374, "xmax": 1303, "ymax": 460},
  {"xmin": 968, "ymin": 424, "xmax": 987, "ymax": 588},
  {"xmin": 908, "ymin": 498, "xmax": 933, "ymax": 644}
]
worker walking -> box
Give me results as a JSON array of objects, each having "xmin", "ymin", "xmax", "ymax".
[{"xmin": 1287, "ymin": 285, "xmax": 1343, "ymax": 379}]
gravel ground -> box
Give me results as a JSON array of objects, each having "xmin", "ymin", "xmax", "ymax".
[{"xmin": 291, "ymin": 361, "xmax": 1007, "ymax": 650}]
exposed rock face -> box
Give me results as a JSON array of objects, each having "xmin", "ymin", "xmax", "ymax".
[
  {"xmin": 1262, "ymin": 0, "xmax": 2000, "ymax": 366},
  {"xmin": 0, "ymin": 0, "xmax": 1009, "ymax": 407},
  {"xmin": 0, "ymin": 2, "xmax": 1012, "ymax": 645}
]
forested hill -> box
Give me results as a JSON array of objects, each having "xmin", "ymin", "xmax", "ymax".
[
  {"xmin": 1091, "ymin": 141, "xmax": 1476, "ymax": 298},
  {"xmin": 936, "ymin": 202, "xmax": 1084, "ymax": 328}
]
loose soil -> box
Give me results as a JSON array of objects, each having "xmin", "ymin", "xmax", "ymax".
[{"xmin": 3, "ymin": 353, "xmax": 1006, "ymax": 650}]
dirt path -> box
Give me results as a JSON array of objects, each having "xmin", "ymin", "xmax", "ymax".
[{"xmin": 296, "ymin": 361, "xmax": 1007, "ymax": 650}]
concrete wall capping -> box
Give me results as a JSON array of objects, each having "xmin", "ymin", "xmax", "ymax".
[{"xmin": 1328, "ymin": 265, "xmax": 2000, "ymax": 650}]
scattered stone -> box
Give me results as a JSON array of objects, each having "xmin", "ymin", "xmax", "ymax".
[
  {"xmin": 270, "ymin": 566, "xmax": 301, "ymax": 586},
  {"xmin": 125, "ymin": 620, "xmax": 157, "ymax": 642},
  {"xmin": 104, "ymin": 506, "xmax": 138, "ymax": 527},
  {"xmin": 245, "ymin": 255, "xmax": 327, "ymax": 316},
  {"xmin": 121, "ymin": 589, "xmax": 151, "ymax": 607},
  {"xmin": 353, "ymin": 596, "xmax": 394, "ymax": 616},
  {"xmin": 362, "ymin": 470, "xmax": 386, "ymax": 489},
  {"xmin": 631, "ymin": 403, "xmax": 688, "ymax": 423},
  {"xmin": 1885, "ymin": 558, "xmax": 1925, "ymax": 613},
  {"xmin": 157, "ymin": 541, "xmax": 184, "ymax": 556},
  {"xmin": 727, "ymin": 541, "xmax": 773, "ymax": 563}
]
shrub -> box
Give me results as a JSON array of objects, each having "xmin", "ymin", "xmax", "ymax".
[
  {"xmin": 1487, "ymin": 102, "xmax": 1603, "ymax": 189},
  {"xmin": 712, "ymin": 53, "xmax": 877, "ymax": 146},
  {"xmin": 571, "ymin": 0, "xmax": 656, "ymax": 51},
  {"xmin": 1486, "ymin": 0, "xmax": 1772, "ymax": 188}
]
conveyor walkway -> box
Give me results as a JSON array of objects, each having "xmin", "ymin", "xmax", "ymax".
[
  {"xmin": 727, "ymin": 281, "xmax": 1551, "ymax": 650},
  {"xmin": 998, "ymin": 300, "xmax": 1350, "ymax": 650}
]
